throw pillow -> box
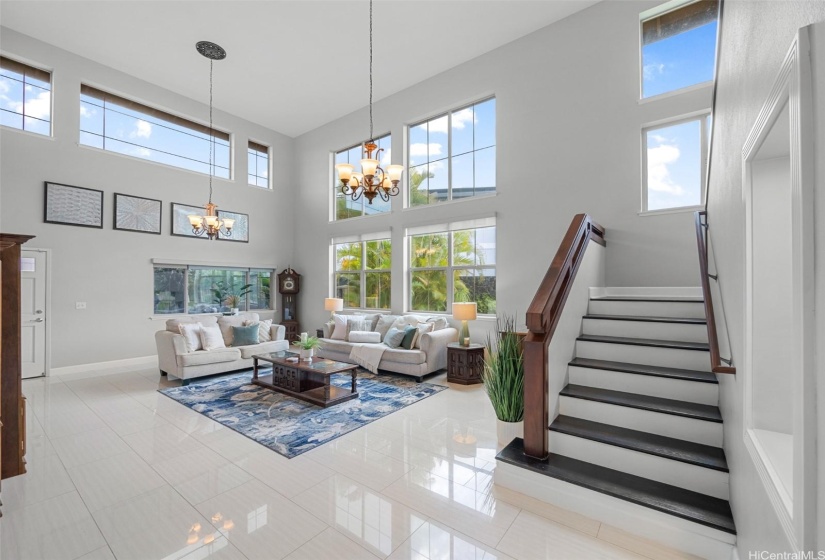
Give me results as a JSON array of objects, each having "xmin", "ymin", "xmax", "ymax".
[
  {"xmin": 413, "ymin": 322, "xmax": 435, "ymax": 349},
  {"xmin": 199, "ymin": 324, "xmax": 227, "ymax": 351},
  {"xmin": 426, "ymin": 316, "xmax": 449, "ymax": 331},
  {"xmin": 348, "ymin": 331, "xmax": 381, "ymax": 343},
  {"xmin": 232, "ymin": 324, "xmax": 260, "ymax": 347},
  {"xmin": 383, "ymin": 327, "xmax": 406, "ymax": 348},
  {"xmin": 178, "ymin": 323, "xmax": 203, "ymax": 352},
  {"xmin": 331, "ymin": 314, "xmax": 349, "ymax": 340},
  {"xmin": 346, "ymin": 317, "xmax": 367, "ymax": 340},
  {"xmin": 322, "ymin": 320, "xmax": 334, "ymax": 339},
  {"xmin": 245, "ymin": 319, "xmax": 272, "ymax": 342},
  {"xmin": 374, "ymin": 314, "xmax": 400, "ymax": 339},
  {"xmin": 400, "ymin": 325, "xmax": 418, "ymax": 350}
]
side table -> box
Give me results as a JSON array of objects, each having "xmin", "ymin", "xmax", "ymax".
[{"xmin": 447, "ymin": 343, "xmax": 485, "ymax": 385}]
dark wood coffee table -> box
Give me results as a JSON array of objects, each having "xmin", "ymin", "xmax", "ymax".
[{"xmin": 251, "ymin": 351, "xmax": 359, "ymax": 408}]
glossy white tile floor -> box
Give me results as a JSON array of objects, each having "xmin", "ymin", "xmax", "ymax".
[{"xmin": 0, "ymin": 367, "xmax": 699, "ymax": 560}]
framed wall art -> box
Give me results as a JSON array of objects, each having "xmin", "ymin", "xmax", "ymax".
[
  {"xmin": 171, "ymin": 202, "xmax": 207, "ymax": 239},
  {"xmin": 114, "ymin": 193, "xmax": 162, "ymax": 234},
  {"xmin": 44, "ymin": 182, "xmax": 104, "ymax": 228},
  {"xmin": 217, "ymin": 209, "xmax": 249, "ymax": 243}
]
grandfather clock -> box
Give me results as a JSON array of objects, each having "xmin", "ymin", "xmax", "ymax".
[{"xmin": 277, "ymin": 268, "xmax": 300, "ymax": 342}]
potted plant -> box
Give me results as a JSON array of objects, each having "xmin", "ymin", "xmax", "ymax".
[
  {"xmin": 213, "ymin": 281, "xmax": 252, "ymax": 314},
  {"xmin": 295, "ymin": 336, "xmax": 322, "ymax": 361},
  {"xmin": 482, "ymin": 315, "xmax": 525, "ymax": 448}
]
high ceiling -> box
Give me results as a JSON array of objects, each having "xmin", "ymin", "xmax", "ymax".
[{"xmin": 0, "ymin": 1, "xmax": 600, "ymax": 137}]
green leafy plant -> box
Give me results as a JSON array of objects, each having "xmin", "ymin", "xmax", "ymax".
[
  {"xmin": 482, "ymin": 315, "xmax": 524, "ymax": 422},
  {"xmin": 294, "ymin": 336, "xmax": 322, "ymax": 350},
  {"xmin": 212, "ymin": 281, "xmax": 252, "ymax": 308}
]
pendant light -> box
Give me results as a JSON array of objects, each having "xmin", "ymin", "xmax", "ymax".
[{"xmin": 335, "ymin": 0, "xmax": 404, "ymax": 204}]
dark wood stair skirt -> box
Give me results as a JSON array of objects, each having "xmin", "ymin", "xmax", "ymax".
[{"xmin": 497, "ymin": 438, "xmax": 736, "ymax": 535}]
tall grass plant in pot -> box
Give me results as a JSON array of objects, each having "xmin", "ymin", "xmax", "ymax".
[{"xmin": 483, "ymin": 315, "xmax": 525, "ymax": 448}]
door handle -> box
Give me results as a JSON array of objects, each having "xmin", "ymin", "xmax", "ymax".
[
  {"xmin": 33, "ymin": 318, "xmax": 44, "ymax": 323},
  {"xmin": 35, "ymin": 310, "xmax": 43, "ymax": 314}
]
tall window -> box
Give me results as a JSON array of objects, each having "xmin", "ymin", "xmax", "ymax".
[
  {"xmin": 0, "ymin": 56, "xmax": 51, "ymax": 136},
  {"xmin": 333, "ymin": 235, "xmax": 391, "ymax": 309},
  {"xmin": 153, "ymin": 265, "xmax": 272, "ymax": 315},
  {"xmin": 641, "ymin": 0, "xmax": 718, "ymax": 98},
  {"xmin": 642, "ymin": 113, "xmax": 709, "ymax": 212},
  {"xmin": 333, "ymin": 134, "xmax": 391, "ymax": 220},
  {"xmin": 408, "ymin": 97, "xmax": 495, "ymax": 207},
  {"xmin": 80, "ymin": 85, "xmax": 231, "ymax": 178},
  {"xmin": 248, "ymin": 141, "xmax": 270, "ymax": 188},
  {"xmin": 408, "ymin": 219, "xmax": 496, "ymax": 313}
]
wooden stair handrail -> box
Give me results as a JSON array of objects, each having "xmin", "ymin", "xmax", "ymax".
[
  {"xmin": 523, "ymin": 214, "xmax": 605, "ymax": 459},
  {"xmin": 695, "ymin": 211, "xmax": 735, "ymax": 375}
]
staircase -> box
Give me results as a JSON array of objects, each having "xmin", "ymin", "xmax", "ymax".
[{"xmin": 496, "ymin": 292, "xmax": 736, "ymax": 559}]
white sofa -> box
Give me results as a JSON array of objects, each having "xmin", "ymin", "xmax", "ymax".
[
  {"xmin": 316, "ymin": 313, "xmax": 458, "ymax": 382},
  {"xmin": 155, "ymin": 312, "xmax": 289, "ymax": 384}
]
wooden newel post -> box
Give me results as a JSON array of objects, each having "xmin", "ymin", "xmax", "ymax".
[{"xmin": 523, "ymin": 334, "xmax": 549, "ymax": 459}]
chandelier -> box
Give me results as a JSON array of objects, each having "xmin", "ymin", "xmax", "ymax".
[
  {"xmin": 334, "ymin": 0, "xmax": 404, "ymax": 204},
  {"xmin": 188, "ymin": 41, "xmax": 234, "ymax": 239}
]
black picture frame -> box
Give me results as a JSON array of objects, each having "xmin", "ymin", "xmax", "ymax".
[
  {"xmin": 44, "ymin": 182, "xmax": 104, "ymax": 228},
  {"xmin": 217, "ymin": 209, "xmax": 250, "ymax": 243},
  {"xmin": 113, "ymin": 193, "xmax": 162, "ymax": 235},
  {"xmin": 170, "ymin": 202, "xmax": 208, "ymax": 239}
]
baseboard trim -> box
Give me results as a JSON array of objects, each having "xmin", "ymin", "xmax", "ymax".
[
  {"xmin": 50, "ymin": 355, "xmax": 158, "ymax": 377},
  {"xmin": 495, "ymin": 461, "xmax": 735, "ymax": 560}
]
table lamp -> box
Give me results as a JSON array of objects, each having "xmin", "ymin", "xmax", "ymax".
[
  {"xmin": 324, "ymin": 297, "xmax": 343, "ymax": 319},
  {"xmin": 452, "ymin": 302, "xmax": 477, "ymax": 347}
]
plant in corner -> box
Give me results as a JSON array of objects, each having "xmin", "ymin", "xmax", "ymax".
[
  {"xmin": 482, "ymin": 314, "xmax": 525, "ymax": 448},
  {"xmin": 294, "ymin": 336, "xmax": 322, "ymax": 361},
  {"xmin": 212, "ymin": 281, "xmax": 252, "ymax": 313}
]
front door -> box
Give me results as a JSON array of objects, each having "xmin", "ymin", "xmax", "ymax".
[{"xmin": 21, "ymin": 249, "xmax": 47, "ymax": 378}]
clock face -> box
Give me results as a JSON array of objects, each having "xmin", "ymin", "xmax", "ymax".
[
  {"xmin": 279, "ymin": 272, "xmax": 299, "ymax": 294},
  {"xmin": 284, "ymin": 279, "xmax": 294, "ymax": 291}
]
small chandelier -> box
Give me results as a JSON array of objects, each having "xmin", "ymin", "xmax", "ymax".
[
  {"xmin": 188, "ymin": 41, "xmax": 233, "ymax": 240},
  {"xmin": 334, "ymin": 0, "xmax": 403, "ymax": 204}
]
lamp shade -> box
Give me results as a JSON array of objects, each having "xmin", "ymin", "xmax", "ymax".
[
  {"xmin": 325, "ymin": 298, "xmax": 344, "ymax": 312},
  {"xmin": 452, "ymin": 302, "xmax": 477, "ymax": 321}
]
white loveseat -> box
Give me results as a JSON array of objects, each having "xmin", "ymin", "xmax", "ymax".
[
  {"xmin": 155, "ymin": 313, "xmax": 289, "ymax": 384},
  {"xmin": 316, "ymin": 313, "xmax": 458, "ymax": 381}
]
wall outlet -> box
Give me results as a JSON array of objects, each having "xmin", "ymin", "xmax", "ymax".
[{"xmin": 75, "ymin": 301, "xmax": 87, "ymax": 309}]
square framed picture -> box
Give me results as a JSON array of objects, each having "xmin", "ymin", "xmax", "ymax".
[
  {"xmin": 114, "ymin": 193, "xmax": 162, "ymax": 234},
  {"xmin": 217, "ymin": 209, "xmax": 249, "ymax": 243},
  {"xmin": 44, "ymin": 182, "xmax": 104, "ymax": 228},
  {"xmin": 171, "ymin": 202, "xmax": 208, "ymax": 239}
]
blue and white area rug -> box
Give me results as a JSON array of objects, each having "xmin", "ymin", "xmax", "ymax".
[{"xmin": 159, "ymin": 369, "xmax": 446, "ymax": 458}]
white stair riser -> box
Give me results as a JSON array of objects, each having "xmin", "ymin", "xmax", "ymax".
[
  {"xmin": 569, "ymin": 367, "xmax": 718, "ymax": 406},
  {"xmin": 582, "ymin": 319, "xmax": 708, "ymax": 344},
  {"xmin": 588, "ymin": 300, "xmax": 706, "ymax": 319},
  {"xmin": 559, "ymin": 396, "xmax": 723, "ymax": 447},
  {"xmin": 549, "ymin": 432, "xmax": 729, "ymax": 500},
  {"xmin": 576, "ymin": 340, "xmax": 711, "ymax": 372}
]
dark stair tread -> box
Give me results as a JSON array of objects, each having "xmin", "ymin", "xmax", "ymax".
[
  {"xmin": 583, "ymin": 314, "xmax": 707, "ymax": 325},
  {"xmin": 560, "ymin": 384, "xmax": 722, "ymax": 422},
  {"xmin": 577, "ymin": 334, "xmax": 710, "ymax": 352},
  {"xmin": 568, "ymin": 357, "xmax": 718, "ymax": 384},
  {"xmin": 497, "ymin": 438, "xmax": 736, "ymax": 535},
  {"xmin": 550, "ymin": 415, "xmax": 728, "ymax": 472},
  {"xmin": 591, "ymin": 297, "xmax": 704, "ymax": 303}
]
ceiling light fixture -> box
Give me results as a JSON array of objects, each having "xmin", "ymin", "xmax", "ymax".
[
  {"xmin": 335, "ymin": 0, "xmax": 404, "ymax": 205},
  {"xmin": 188, "ymin": 40, "xmax": 234, "ymax": 239}
]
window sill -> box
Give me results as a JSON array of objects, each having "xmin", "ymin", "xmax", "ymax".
[
  {"xmin": 638, "ymin": 81, "xmax": 713, "ymax": 105},
  {"xmin": 638, "ymin": 205, "xmax": 703, "ymax": 217}
]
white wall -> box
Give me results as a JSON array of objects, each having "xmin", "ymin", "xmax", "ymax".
[
  {"xmin": 707, "ymin": 1, "xmax": 825, "ymax": 554},
  {"xmin": 291, "ymin": 0, "xmax": 710, "ymax": 334},
  {"xmin": 0, "ymin": 28, "xmax": 294, "ymax": 369},
  {"xmin": 750, "ymin": 156, "xmax": 793, "ymax": 435}
]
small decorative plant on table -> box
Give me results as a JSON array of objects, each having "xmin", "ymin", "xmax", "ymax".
[
  {"xmin": 294, "ymin": 335, "xmax": 322, "ymax": 361},
  {"xmin": 213, "ymin": 281, "xmax": 252, "ymax": 314},
  {"xmin": 482, "ymin": 314, "xmax": 525, "ymax": 448}
]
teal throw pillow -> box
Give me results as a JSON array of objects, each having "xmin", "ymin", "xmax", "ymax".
[
  {"xmin": 232, "ymin": 323, "xmax": 260, "ymax": 346},
  {"xmin": 383, "ymin": 327, "xmax": 406, "ymax": 348},
  {"xmin": 400, "ymin": 325, "xmax": 417, "ymax": 350}
]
